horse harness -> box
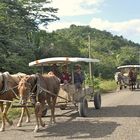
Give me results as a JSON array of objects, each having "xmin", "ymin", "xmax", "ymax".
[
  {"xmin": 24, "ymin": 74, "xmax": 68, "ymax": 104},
  {"xmin": 0, "ymin": 72, "xmax": 19, "ymax": 99}
]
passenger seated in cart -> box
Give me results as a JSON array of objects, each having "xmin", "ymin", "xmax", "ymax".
[
  {"xmin": 74, "ymin": 64, "xmax": 85, "ymax": 92},
  {"xmin": 60, "ymin": 64, "xmax": 71, "ymax": 84},
  {"xmin": 51, "ymin": 63, "xmax": 61, "ymax": 79}
]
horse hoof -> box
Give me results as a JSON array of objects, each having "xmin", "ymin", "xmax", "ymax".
[
  {"xmin": 52, "ymin": 120, "xmax": 56, "ymax": 124},
  {"xmin": 26, "ymin": 119, "xmax": 30, "ymax": 123},
  {"xmin": 0, "ymin": 128, "xmax": 5, "ymax": 132},
  {"xmin": 41, "ymin": 123, "xmax": 45, "ymax": 127},
  {"xmin": 17, "ymin": 123, "xmax": 22, "ymax": 127},
  {"xmin": 9, "ymin": 121, "xmax": 13, "ymax": 126},
  {"xmin": 34, "ymin": 128, "xmax": 39, "ymax": 133},
  {"xmin": 49, "ymin": 122, "xmax": 52, "ymax": 126}
]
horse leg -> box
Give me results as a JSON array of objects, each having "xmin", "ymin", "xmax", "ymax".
[
  {"xmin": 39, "ymin": 115, "xmax": 45, "ymax": 128},
  {"xmin": 34, "ymin": 102, "xmax": 41, "ymax": 132},
  {"xmin": 5, "ymin": 102, "xmax": 13, "ymax": 126},
  {"xmin": 46, "ymin": 98, "xmax": 53, "ymax": 124},
  {"xmin": 51, "ymin": 97, "xmax": 57, "ymax": 123},
  {"xmin": 2, "ymin": 102, "xmax": 13, "ymax": 126},
  {"xmin": 0, "ymin": 102, "xmax": 13, "ymax": 125},
  {"xmin": 17, "ymin": 107, "xmax": 25, "ymax": 127},
  {"xmin": 25, "ymin": 106, "xmax": 30, "ymax": 123},
  {"xmin": 0, "ymin": 102, "xmax": 12, "ymax": 132},
  {"xmin": 36, "ymin": 102, "xmax": 45, "ymax": 128}
]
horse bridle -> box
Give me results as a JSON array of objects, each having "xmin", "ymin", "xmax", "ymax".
[{"xmin": 19, "ymin": 75, "xmax": 38, "ymax": 104}]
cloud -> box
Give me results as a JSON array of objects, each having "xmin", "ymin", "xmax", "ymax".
[
  {"xmin": 40, "ymin": 17, "xmax": 140, "ymax": 43},
  {"xmin": 50, "ymin": 0, "xmax": 104, "ymax": 16},
  {"xmin": 90, "ymin": 18, "xmax": 140, "ymax": 43}
]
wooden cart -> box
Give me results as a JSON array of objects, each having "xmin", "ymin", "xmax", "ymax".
[{"xmin": 29, "ymin": 57, "xmax": 101, "ymax": 117}]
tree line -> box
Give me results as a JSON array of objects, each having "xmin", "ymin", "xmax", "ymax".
[{"xmin": 0, "ymin": 0, "xmax": 140, "ymax": 79}]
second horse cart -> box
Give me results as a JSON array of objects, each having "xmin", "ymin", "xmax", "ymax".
[{"xmin": 117, "ymin": 65, "xmax": 140, "ymax": 90}]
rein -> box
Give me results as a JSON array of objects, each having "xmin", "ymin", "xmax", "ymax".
[
  {"xmin": 0, "ymin": 85, "xmax": 20, "ymax": 100},
  {"xmin": 37, "ymin": 84, "xmax": 69, "ymax": 102},
  {"xmin": 25, "ymin": 81, "xmax": 69, "ymax": 102},
  {"xmin": 19, "ymin": 74, "xmax": 69, "ymax": 104}
]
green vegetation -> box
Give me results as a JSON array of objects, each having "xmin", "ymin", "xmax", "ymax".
[
  {"xmin": 85, "ymin": 74, "xmax": 117, "ymax": 93},
  {"xmin": 0, "ymin": 108, "xmax": 34, "ymax": 121},
  {"xmin": 0, "ymin": 1, "xmax": 140, "ymax": 86},
  {"xmin": 99, "ymin": 80, "xmax": 117, "ymax": 93}
]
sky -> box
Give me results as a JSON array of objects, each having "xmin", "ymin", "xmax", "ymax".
[{"xmin": 40, "ymin": 0, "xmax": 140, "ymax": 44}]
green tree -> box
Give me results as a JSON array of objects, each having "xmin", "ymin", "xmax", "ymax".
[{"xmin": 0, "ymin": 0, "xmax": 59, "ymax": 73}]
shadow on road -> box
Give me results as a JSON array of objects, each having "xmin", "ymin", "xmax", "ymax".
[
  {"xmin": 34, "ymin": 120, "xmax": 119, "ymax": 139},
  {"xmin": 88, "ymin": 105, "xmax": 140, "ymax": 117}
]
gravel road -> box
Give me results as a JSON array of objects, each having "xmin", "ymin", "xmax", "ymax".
[{"xmin": 1, "ymin": 89, "xmax": 140, "ymax": 140}]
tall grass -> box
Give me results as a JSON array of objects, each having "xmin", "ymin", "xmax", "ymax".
[
  {"xmin": 0, "ymin": 107, "xmax": 34, "ymax": 121},
  {"xmin": 99, "ymin": 79, "xmax": 117, "ymax": 93},
  {"xmin": 85, "ymin": 73, "xmax": 117, "ymax": 93}
]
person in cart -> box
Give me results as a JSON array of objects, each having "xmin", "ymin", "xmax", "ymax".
[
  {"xmin": 51, "ymin": 63, "xmax": 61, "ymax": 79},
  {"xmin": 74, "ymin": 64, "xmax": 85, "ymax": 92},
  {"xmin": 60, "ymin": 64, "xmax": 72, "ymax": 84}
]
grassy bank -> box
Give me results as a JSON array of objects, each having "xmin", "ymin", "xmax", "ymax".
[
  {"xmin": 0, "ymin": 107, "xmax": 34, "ymax": 121},
  {"xmin": 99, "ymin": 79, "xmax": 117, "ymax": 93}
]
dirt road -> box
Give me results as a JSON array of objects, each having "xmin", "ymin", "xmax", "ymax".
[{"xmin": 1, "ymin": 89, "xmax": 140, "ymax": 140}]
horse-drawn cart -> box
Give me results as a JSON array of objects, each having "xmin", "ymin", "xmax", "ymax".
[
  {"xmin": 29, "ymin": 57, "xmax": 101, "ymax": 117},
  {"xmin": 116, "ymin": 65, "xmax": 140, "ymax": 90}
]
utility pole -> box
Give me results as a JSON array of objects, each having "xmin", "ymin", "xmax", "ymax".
[{"xmin": 88, "ymin": 34, "xmax": 92, "ymax": 80}]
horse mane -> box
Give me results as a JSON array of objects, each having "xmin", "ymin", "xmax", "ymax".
[
  {"xmin": 3, "ymin": 71, "xmax": 10, "ymax": 77},
  {"xmin": 12, "ymin": 72, "xmax": 26, "ymax": 77}
]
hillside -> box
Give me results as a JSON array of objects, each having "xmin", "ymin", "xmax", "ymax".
[
  {"xmin": 53, "ymin": 25, "xmax": 140, "ymax": 78},
  {"xmin": 1, "ymin": 23, "xmax": 140, "ymax": 79}
]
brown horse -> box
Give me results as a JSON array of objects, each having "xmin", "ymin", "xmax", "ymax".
[
  {"xmin": 18, "ymin": 73, "xmax": 60, "ymax": 132},
  {"xmin": 128, "ymin": 69, "xmax": 137, "ymax": 90},
  {"xmin": 0, "ymin": 72, "xmax": 30, "ymax": 132}
]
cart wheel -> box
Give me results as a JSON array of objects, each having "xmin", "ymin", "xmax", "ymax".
[
  {"xmin": 94, "ymin": 93, "xmax": 101, "ymax": 109},
  {"xmin": 78, "ymin": 97, "xmax": 88, "ymax": 117},
  {"xmin": 60, "ymin": 104, "xmax": 67, "ymax": 110}
]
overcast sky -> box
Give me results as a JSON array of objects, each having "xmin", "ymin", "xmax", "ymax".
[{"xmin": 40, "ymin": 0, "xmax": 140, "ymax": 44}]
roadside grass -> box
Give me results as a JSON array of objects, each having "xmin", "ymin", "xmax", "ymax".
[
  {"xmin": 0, "ymin": 107, "xmax": 34, "ymax": 121},
  {"xmin": 8, "ymin": 108, "xmax": 34, "ymax": 120},
  {"xmin": 99, "ymin": 79, "xmax": 117, "ymax": 93}
]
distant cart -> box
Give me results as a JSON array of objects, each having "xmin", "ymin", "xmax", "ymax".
[
  {"xmin": 117, "ymin": 65, "xmax": 140, "ymax": 90},
  {"xmin": 29, "ymin": 57, "xmax": 101, "ymax": 117}
]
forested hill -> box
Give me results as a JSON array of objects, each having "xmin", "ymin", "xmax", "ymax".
[
  {"xmin": 1, "ymin": 25, "xmax": 140, "ymax": 79},
  {"xmin": 1, "ymin": 1, "xmax": 140, "ymax": 79},
  {"xmin": 53, "ymin": 25, "xmax": 140, "ymax": 78}
]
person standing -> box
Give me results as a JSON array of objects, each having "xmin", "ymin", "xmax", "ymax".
[{"xmin": 74, "ymin": 64, "xmax": 85, "ymax": 92}]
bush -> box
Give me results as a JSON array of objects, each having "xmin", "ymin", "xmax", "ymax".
[{"xmin": 85, "ymin": 73, "xmax": 117, "ymax": 93}]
